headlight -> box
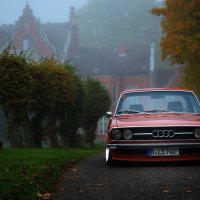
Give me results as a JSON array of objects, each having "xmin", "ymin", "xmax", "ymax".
[
  {"xmin": 123, "ymin": 129, "xmax": 133, "ymax": 140},
  {"xmin": 111, "ymin": 129, "xmax": 122, "ymax": 140},
  {"xmin": 194, "ymin": 128, "xmax": 200, "ymax": 139}
]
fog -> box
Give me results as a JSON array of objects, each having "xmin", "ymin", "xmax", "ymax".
[{"xmin": 0, "ymin": 0, "xmax": 88, "ymax": 25}]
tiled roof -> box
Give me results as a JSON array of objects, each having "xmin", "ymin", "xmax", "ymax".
[
  {"xmin": 42, "ymin": 22, "xmax": 69, "ymax": 58},
  {"xmin": 78, "ymin": 45, "xmax": 150, "ymax": 76}
]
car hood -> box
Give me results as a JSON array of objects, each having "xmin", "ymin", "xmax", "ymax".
[{"xmin": 112, "ymin": 113, "xmax": 200, "ymax": 128}]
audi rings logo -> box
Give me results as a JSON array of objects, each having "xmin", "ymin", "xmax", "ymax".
[{"xmin": 152, "ymin": 130, "xmax": 175, "ymax": 138}]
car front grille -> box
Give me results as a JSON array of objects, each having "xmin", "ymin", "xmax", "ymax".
[
  {"xmin": 133, "ymin": 127, "xmax": 195, "ymax": 140},
  {"xmin": 111, "ymin": 127, "xmax": 198, "ymax": 140}
]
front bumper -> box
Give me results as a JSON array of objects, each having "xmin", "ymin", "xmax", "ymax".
[
  {"xmin": 107, "ymin": 142, "xmax": 200, "ymax": 162},
  {"xmin": 107, "ymin": 142, "xmax": 200, "ymax": 149}
]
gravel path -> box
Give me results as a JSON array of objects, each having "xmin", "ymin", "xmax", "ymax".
[{"xmin": 51, "ymin": 152, "xmax": 200, "ymax": 200}]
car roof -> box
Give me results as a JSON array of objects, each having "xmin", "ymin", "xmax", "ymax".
[{"xmin": 121, "ymin": 88, "xmax": 194, "ymax": 94}]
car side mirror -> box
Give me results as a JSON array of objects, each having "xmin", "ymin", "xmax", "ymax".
[{"xmin": 106, "ymin": 112, "xmax": 113, "ymax": 118}]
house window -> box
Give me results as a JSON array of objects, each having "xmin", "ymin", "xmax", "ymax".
[
  {"xmin": 22, "ymin": 35, "xmax": 34, "ymax": 50},
  {"xmin": 98, "ymin": 116, "xmax": 108, "ymax": 135}
]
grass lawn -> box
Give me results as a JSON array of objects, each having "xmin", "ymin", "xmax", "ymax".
[{"xmin": 0, "ymin": 146, "xmax": 104, "ymax": 200}]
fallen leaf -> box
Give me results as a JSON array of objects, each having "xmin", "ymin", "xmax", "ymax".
[
  {"xmin": 95, "ymin": 183, "xmax": 104, "ymax": 187},
  {"xmin": 185, "ymin": 188, "xmax": 192, "ymax": 193},
  {"xmin": 163, "ymin": 189, "xmax": 170, "ymax": 193},
  {"xmin": 37, "ymin": 193, "xmax": 43, "ymax": 198},
  {"xmin": 43, "ymin": 192, "xmax": 51, "ymax": 200},
  {"xmin": 5, "ymin": 168, "xmax": 10, "ymax": 172}
]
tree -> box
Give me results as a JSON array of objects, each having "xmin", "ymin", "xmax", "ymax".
[
  {"xmin": 0, "ymin": 44, "xmax": 92, "ymax": 148},
  {"xmin": 0, "ymin": 45, "xmax": 34, "ymax": 147},
  {"xmin": 152, "ymin": 0, "xmax": 200, "ymax": 95},
  {"xmin": 181, "ymin": 62, "xmax": 200, "ymax": 97},
  {"xmin": 82, "ymin": 78, "xmax": 111, "ymax": 145},
  {"xmin": 78, "ymin": 0, "xmax": 161, "ymax": 48},
  {"xmin": 58, "ymin": 64, "xmax": 85, "ymax": 147},
  {"xmin": 30, "ymin": 59, "xmax": 76, "ymax": 147}
]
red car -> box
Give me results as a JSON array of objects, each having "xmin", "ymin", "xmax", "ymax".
[{"xmin": 106, "ymin": 88, "xmax": 200, "ymax": 165}]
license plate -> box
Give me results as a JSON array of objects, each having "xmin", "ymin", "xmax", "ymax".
[{"xmin": 147, "ymin": 147, "xmax": 179, "ymax": 156}]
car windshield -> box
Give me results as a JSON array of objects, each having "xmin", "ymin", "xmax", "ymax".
[{"xmin": 116, "ymin": 91, "xmax": 200, "ymax": 114}]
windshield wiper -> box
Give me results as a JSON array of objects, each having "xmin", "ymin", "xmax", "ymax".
[
  {"xmin": 144, "ymin": 108, "xmax": 171, "ymax": 113},
  {"xmin": 117, "ymin": 110, "xmax": 142, "ymax": 114}
]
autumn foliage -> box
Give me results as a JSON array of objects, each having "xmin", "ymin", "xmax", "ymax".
[
  {"xmin": 0, "ymin": 45, "xmax": 111, "ymax": 147},
  {"xmin": 0, "ymin": 46, "xmax": 34, "ymax": 147},
  {"xmin": 152, "ymin": 0, "xmax": 200, "ymax": 96}
]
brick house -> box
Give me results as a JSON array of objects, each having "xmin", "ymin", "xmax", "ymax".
[
  {"xmin": 0, "ymin": 3, "xmax": 181, "ymax": 144},
  {"xmin": 0, "ymin": 3, "xmax": 79, "ymax": 61}
]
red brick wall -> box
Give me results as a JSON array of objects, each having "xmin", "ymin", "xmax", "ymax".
[{"xmin": 12, "ymin": 20, "xmax": 55, "ymax": 58}]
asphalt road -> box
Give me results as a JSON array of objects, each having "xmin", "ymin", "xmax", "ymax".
[{"xmin": 51, "ymin": 153, "xmax": 200, "ymax": 200}]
